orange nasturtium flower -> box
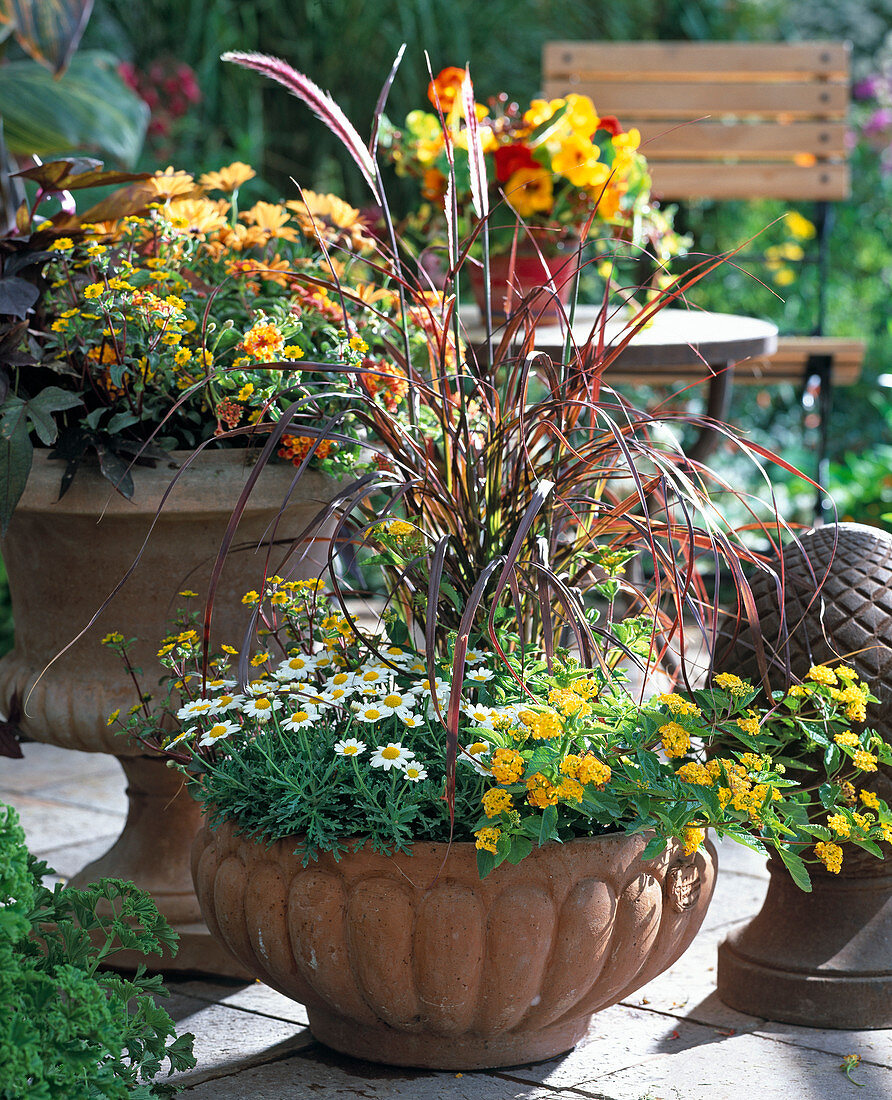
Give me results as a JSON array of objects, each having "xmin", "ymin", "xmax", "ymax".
[{"xmin": 427, "ymin": 66, "xmax": 466, "ymax": 112}]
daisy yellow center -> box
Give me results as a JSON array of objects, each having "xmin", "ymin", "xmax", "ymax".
[
  {"xmin": 343, "ymin": 745, "xmax": 359, "ymax": 755},
  {"xmin": 364, "ymin": 709, "xmax": 382, "ymax": 720},
  {"xmin": 292, "ymin": 711, "xmax": 309, "ymax": 722},
  {"xmin": 254, "ymin": 699, "xmax": 271, "ymax": 710},
  {"xmin": 406, "ymin": 766, "xmax": 421, "ymax": 778},
  {"xmin": 382, "ymin": 745, "xmax": 400, "ymax": 759},
  {"xmin": 208, "ymin": 725, "xmax": 228, "ymax": 738},
  {"xmin": 363, "ymin": 671, "xmax": 381, "ymax": 682},
  {"xmin": 332, "ymin": 673, "xmax": 350, "ymax": 685},
  {"xmin": 218, "ymin": 695, "xmax": 234, "ymax": 706},
  {"xmin": 383, "ymin": 693, "xmax": 402, "ymax": 708}
]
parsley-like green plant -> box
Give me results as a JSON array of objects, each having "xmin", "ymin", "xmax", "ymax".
[{"xmin": 0, "ymin": 803, "xmax": 196, "ymax": 1099}]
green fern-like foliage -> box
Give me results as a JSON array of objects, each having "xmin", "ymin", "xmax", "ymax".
[{"xmin": 0, "ymin": 803, "xmax": 196, "ymax": 1099}]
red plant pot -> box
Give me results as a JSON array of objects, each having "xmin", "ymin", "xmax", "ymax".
[{"xmin": 469, "ymin": 242, "xmax": 579, "ymax": 323}]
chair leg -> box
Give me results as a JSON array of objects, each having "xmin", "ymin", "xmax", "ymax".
[{"xmin": 801, "ymin": 353, "xmax": 834, "ymax": 524}]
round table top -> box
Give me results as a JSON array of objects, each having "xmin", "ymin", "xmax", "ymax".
[{"xmin": 462, "ymin": 305, "xmax": 778, "ymax": 370}]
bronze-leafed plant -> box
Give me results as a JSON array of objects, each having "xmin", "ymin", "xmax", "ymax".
[{"xmin": 219, "ymin": 55, "xmax": 800, "ymax": 677}]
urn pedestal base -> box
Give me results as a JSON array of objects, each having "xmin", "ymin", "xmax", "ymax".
[
  {"xmin": 717, "ymin": 859, "xmax": 892, "ymax": 1029},
  {"xmin": 69, "ymin": 755, "xmax": 251, "ymax": 978}
]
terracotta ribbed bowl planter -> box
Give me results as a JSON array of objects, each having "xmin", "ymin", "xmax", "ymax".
[
  {"xmin": 193, "ymin": 818, "xmax": 717, "ymax": 1069},
  {"xmin": 0, "ymin": 450, "xmax": 335, "ymax": 975}
]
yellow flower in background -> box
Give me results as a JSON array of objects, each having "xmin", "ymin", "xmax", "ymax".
[
  {"xmin": 563, "ymin": 93, "xmax": 599, "ymax": 137},
  {"xmin": 551, "ymin": 133, "xmax": 607, "ymax": 188},
  {"xmin": 241, "ymin": 201, "xmax": 299, "ymax": 242},
  {"xmin": 660, "ymin": 721, "xmax": 691, "ymax": 758},
  {"xmin": 149, "ymin": 167, "xmax": 196, "ymax": 200},
  {"xmin": 612, "ymin": 128, "xmax": 641, "ymax": 151},
  {"xmin": 504, "ymin": 165, "xmax": 553, "ymax": 217},
  {"xmin": 199, "ymin": 161, "xmax": 257, "ymax": 192},
  {"xmin": 784, "ymin": 210, "xmax": 816, "ymax": 239},
  {"xmin": 168, "ymin": 197, "xmax": 230, "ymax": 235},
  {"xmin": 523, "ymin": 97, "xmax": 565, "ymax": 131},
  {"xmin": 287, "ymin": 190, "xmax": 374, "ymax": 251}
]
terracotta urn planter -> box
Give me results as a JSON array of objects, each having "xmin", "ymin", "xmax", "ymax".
[
  {"xmin": 0, "ymin": 450, "xmax": 335, "ymax": 975},
  {"xmin": 716, "ymin": 523, "xmax": 892, "ymax": 1027},
  {"xmin": 192, "ymin": 818, "xmax": 717, "ymax": 1070}
]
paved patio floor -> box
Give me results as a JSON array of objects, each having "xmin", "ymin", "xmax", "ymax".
[{"xmin": 4, "ymin": 741, "xmax": 892, "ymax": 1100}]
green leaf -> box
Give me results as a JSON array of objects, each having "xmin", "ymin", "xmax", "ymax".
[
  {"xmin": 776, "ymin": 845, "xmax": 812, "ymax": 892},
  {"xmin": 0, "ymin": 276, "xmax": 39, "ymax": 318},
  {"xmin": 0, "ymin": 414, "xmax": 31, "ymax": 533},
  {"xmin": 96, "ymin": 445, "xmax": 134, "ymax": 498},
  {"xmin": 852, "ymin": 836, "xmax": 884, "ymax": 859},
  {"xmin": 23, "ymin": 385, "xmax": 82, "ymax": 445},
  {"xmin": 0, "ymin": 51, "xmax": 149, "ymax": 165},
  {"xmin": 505, "ymin": 835, "xmax": 533, "ymax": 865},
  {"xmin": 640, "ymin": 834, "xmax": 668, "ymax": 861},
  {"xmin": 1, "ymin": 0, "xmax": 93, "ymax": 75},
  {"xmin": 817, "ymin": 783, "xmax": 838, "ymax": 810},
  {"xmin": 824, "ymin": 743, "xmax": 841, "ymax": 772},
  {"xmin": 538, "ymin": 804, "xmax": 558, "ymax": 846},
  {"xmin": 475, "ymin": 847, "xmax": 497, "ymax": 878}
]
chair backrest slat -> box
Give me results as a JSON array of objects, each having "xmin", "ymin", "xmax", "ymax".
[{"xmin": 542, "ymin": 40, "xmax": 852, "ymax": 201}]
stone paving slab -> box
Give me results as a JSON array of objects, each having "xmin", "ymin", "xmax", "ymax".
[
  {"xmin": 4, "ymin": 791, "xmax": 123, "ymax": 854},
  {"xmin": 0, "ymin": 742, "xmax": 119, "ymax": 792},
  {"xmin": 5, "ymin": 741, "xmax": 892, "ymax": 1100}
]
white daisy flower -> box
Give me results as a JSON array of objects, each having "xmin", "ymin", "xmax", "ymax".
[
  {"xmin": 370, "ymin": 742, "xmax": 415, "ymax": 770},
  {"xmin": 312, "ymin": 652, "xmax": 337, "ymax": 670},
  {"xmin": 403, "ymin": 762, "xmax": 428, "ymax": 782},
  {"xmin": 282, "ymin": 706, "xmax": 318, "ymax": 731},
  {"xmin": 246, "ymin": 679, "xmax": 277, "ymax": 696},
  {"xmin": 356, "ymin": 667, "xmax": 389, "ymax": 693},
  {"xmin": 465, "ymin": 667, "xmax": 494, "ymax": 683},
  {"xmin": 212, "ymin": 692, "xmax": 245, "ymax": 713},
  {"xmin": 463, "ymin": 703, "xmax": 498, "ymax": 728},
  {"xmin": 380, "ymin": 689, "xmax": 417, "ymax": 711},
  {"xmin": 406, "ymin": 659, "xmax": 428, "ymax": 675},
  {"xmin": 198, "ymin": 720, "xmax": 240, "ymax": 748},
  {"xmin": 465, "ymin": 648, "xmax": 487, "ymax": 665},
  {"xmin": 274, "ymin": 654, "xmax": 317, "ymax": 681},
  {"xmin": 354, "ymin": 702, "xmax": 395, "ymax": 723},
  {"xmin": 164, "ymin": 727, "xmax": 194, "ymax": 748},
  {"xmin": 417, "ymin": 675, "xmax": 449, "ymax": 695},
  {"xmin": 398, "ymin": 711, "xmax": 425, "ymax": 728},
  {"xmin": 461, "ymin": 739, "xmax": 492, "ymax": 776},
  {"xmin": 321, "ymin": 686, "xmax": 353, "ymax": 705},
  {"xmin": 425, "ymin": 691, "xmax": 451, "ymax": 719},
  {"xmin": 334, "ymin": 738, "xmax": 366, "ymax": 757},
  {"xmin": 242, "ymin": 696, "xmax": 281, "ymax": 721},
  {"xmin": 325, "ymin": 671, "xmax": 356, "ymax": 691},
  {"xmin": 206, "ymin": 677, "xmax": 236, "ymax": 691},
  {"xmin": 382, "ymin": 645, "xmax": 413, "ymax": 664},
  {"xmin": 176, "ymin": 698, "xmax": 217, "ymax": 720}
]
